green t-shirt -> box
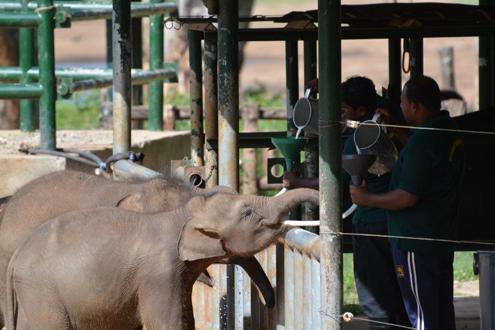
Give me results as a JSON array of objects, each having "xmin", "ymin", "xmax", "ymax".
[
  {"xmin": 343, "ymin": 134, "xmax": 392, "ymax": 225},
  {"xmin": 387, "ymin": 111, "xmax": 465, "ymax": 255}
]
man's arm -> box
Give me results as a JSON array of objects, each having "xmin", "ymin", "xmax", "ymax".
[{"xmin": 350, "ymin": 184, "xmax": 418, "ymax": 211}]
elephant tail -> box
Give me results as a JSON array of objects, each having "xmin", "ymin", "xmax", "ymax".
[{"xmin": 5, "ymin": 248, "xmax": 19, "ymax": 330}]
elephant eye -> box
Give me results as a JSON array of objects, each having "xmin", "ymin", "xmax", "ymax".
[{"xmin": 241, "ymin": 207, "xmax": 253, "ymax": 218}]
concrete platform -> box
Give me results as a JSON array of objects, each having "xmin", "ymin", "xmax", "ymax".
[
  {"xmin": 343, "ymin": 296, "xmax": 481, "ymax": 329},
  {"xmin": 0, "ymin": 130, "xmax": 190, "ymax": 198}
]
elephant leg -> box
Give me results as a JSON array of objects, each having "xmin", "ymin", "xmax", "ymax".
[
  {"xmin": 16, "ymin": 287, "xmax": 69, "ymax": 330},
  {"xmin": 138, "ymin": 279, "xmax": 191, "ymax": 330}
]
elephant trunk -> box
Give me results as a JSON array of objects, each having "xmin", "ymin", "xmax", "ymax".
[
  {"xmin": 270, "ymin": 188, "xmax": 319, "ymax": 219},
  {"xmin": 232, "ymin": 256, "xmax": 275, "ymax": 309}
]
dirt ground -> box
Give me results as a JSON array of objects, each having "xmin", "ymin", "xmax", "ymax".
[{"xmin": 54, "ymin": 1, "xmax": 479, "ymax": 111}]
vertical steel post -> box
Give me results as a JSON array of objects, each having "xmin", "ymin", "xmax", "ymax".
[
  {"xmin": 19, "ymin": 26, "xmax": 35, "ymax": 131},
  {"xmin": 112, "ymin": 0, "xmax": 132, "ymax": 154},
  {"xmin": 204, "ymin": 29, "xmax": 218, "ymax": 188},
  {"xmin": 106, "ymin": 20, "xmax": 113, "ymax": 101},
  {"xmin": 286, "ymin": 38, "xmax": 299, "ymax": 134},
  {"xmin": 319, "ymin": 0, "xmax": 342, "ymax": 329},
  {"xmin": 189, "ymin": 30, "xmax": 204, "ymax": 166},
  {"xmin": 38, "ymin": 0, "xmax": 56, "ymax": 150},
  {"xmin": 148, "ymin": 0, "xmax": 164, "ymax": 130},
  {"xmin": 303, "ymin": 37, "xmax": 319, "ymax": 225},
  {"xmin": 131, "ymin": 0, "xmax": 143, "ymax": 111},
  {"xmin": 410, "ymin": 37, "xmax": 424, "ymax": 78},
  {"xmin": 218, "ymin": 0, "xmax": 239, "ymax": 328},
  {"xmin": 388, "ymin": 37, "xmax": 402, "ymax": 108},
  {"xmin": 480, "ymin": 0, "xmax": 494, "ymax": 110},
  {"xmin": 304, "ymin": 38, "xmax": 317, "ymax": 86}
]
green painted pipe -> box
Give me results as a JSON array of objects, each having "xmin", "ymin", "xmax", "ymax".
[
  {"xmin": 0, "ymin": 84, "xmax": 43, "ymax": 99},
  {"xmin": 19, "ymin": 27, "xmax": 36, "ymax": 131},
  {"xmin": 148, "ymin": 0, "xmax": 164, "ymax": 131},
  {"xmin": 58, "ymin": 68, "xmax": 176, "ymax": 98},
  {"xmin": 38, "ymin": 0, "xmax": 57, "ymax": 150},
  {"xmin": 285, "ymin": 38, "xmax": 298, "ymax": 134},
  {"xmin": 189, "ymin": 30, "xmax": 203, "ymax": 165},
  {"xmin": 0, "ymin": 13, "xmax": 41, "ymax": 27},
  {"xmin": 318, "ymin": 0, "xmax": 343, "ymax": 328},
  {"xmin": 0, "ymin": 65, "xmax": 177, "ymax": 82}
]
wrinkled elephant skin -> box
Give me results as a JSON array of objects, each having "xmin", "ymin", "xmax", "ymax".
[{"xmin": 6, "ymin": 189, "xmax": 319, "ymax": 329}]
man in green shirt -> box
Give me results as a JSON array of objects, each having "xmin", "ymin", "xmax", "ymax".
[
  {"xmin": 284, "ymin": 76, "xmax": 409, "ymax": 329},
  {"xmin": 351, "ymin": 76, "xmax": 464, "ymax": 330}
]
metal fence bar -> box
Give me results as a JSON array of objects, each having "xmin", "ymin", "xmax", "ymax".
[
  {"xmin": 0, "ymin": 84, "xmax": 43, "ymax": 99},
  {"xmin": 284, "ymin": 246, "xmax": 295, "ymax": 329},
  {"xmin": 148, "ymin": 0, "xmax": 165, "ymax": 130},
  {"xmin": 189, "ymin": 30, "xmax": 204, "ymax": 166},
  {"xmin": 294, "ymin": 251, "xmax": 304, "ymax": 329},
  {"xmin": 38, "ymin": 0, "xmax": 56, "ymax": 150},
  {"xmin": 303, "ymin": 255, "xmax": 312, "ymax": 330},
  {"xmin": 0, "ymin": 65, "xmax": 177, "ymax": 82},
  {"xmin": 112, "ymin": 0, "xmax": 131, "ymax": 155},
  {"xmin": 0, "ymin": 13, "xmax": 41, "ymax": 27},
  {"xmin": 19, "ymin": 24, "xmax": 36, "ymax": 131},
  {"xmin": 318, "ymin": 1, "xmax": 343, "ymax": 329}
]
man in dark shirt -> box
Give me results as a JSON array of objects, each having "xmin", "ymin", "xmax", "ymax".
[
  {"xmin": 285, "ymin": 76, "xmax": 409, "ymax": 329},
  {"xmin": 351, "ymin": 76, "xmax": 464, "ymax": 330}
]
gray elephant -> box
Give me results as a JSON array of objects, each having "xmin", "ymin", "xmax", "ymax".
[
  {"xmin": 5, "ymin": 188, "xmax": 318, "ymax": 329},
  {"xmin": 0, "ymin": 170, "xmax": 275, "ymax": 323}
]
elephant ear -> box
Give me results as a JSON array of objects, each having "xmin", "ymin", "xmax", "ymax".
[
  {"xmin": 116, "ymin": 193, "xmax": 145, "ymax": 212},
  {"xmin": 178, "ymin": 196, "xmax": 226, "ymax": 262}
]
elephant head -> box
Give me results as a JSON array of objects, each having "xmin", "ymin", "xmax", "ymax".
[{"xmin": 178, "ymin": 188, "xmax": 319, "ymax": 266}]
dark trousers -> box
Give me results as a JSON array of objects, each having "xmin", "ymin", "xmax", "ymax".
[
  {"xmin": 353, "ymin": 222, "xmax": 410, "ymax": 329},
  {"xmin": 391, "ymin": 247, "xmax": 456, "ymax": 330}
]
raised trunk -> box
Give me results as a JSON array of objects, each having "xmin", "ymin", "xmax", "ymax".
[{"xmin": 271, "ymin": 188, "xmax": 320, "ymax": 219}]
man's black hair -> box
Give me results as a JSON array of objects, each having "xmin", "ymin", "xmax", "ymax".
[
  {"xmin": 404, "ymin": 75, "xmax": 441, "ymax": 113},
  {"xmin": 341, "ymin": 76, "xmax": 377, "ymax": 115}
]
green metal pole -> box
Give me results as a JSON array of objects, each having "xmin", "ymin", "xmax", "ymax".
[
  {"xmin": 112, "ymin": 0, "xmax": 132, "ymax": 154},
  {"xmin": 19, "ymin": 26, "xmax": 35, "ymax": 131},
  {"xmin": 319, "ymin": 0, "xmax": 342, "ymax": 329},
  {"xmin": 388, "ymin": 37, "xmax": 402, "ymax": 108},
  {"xmin": 148, "ymin": 0, "xmax": 164, "ymax": 130},
  {"xmin": 131, "ymin": 0, "xmax": 143, "ymax": 117},
  {"xmin": 303, "ymin": 37, "xmax": 319, "ymax": 225},
  {"xmin": 204, "ymin": 29, "xmax": 218, "ymax": 187},
  {"xmin": 286, "ymin": 38, "xmax": 299, "ymax": 135},
  {"xmin": 218, "ymin": 0, "xmax": 238, "ymax": 328},
  {"xmin": 38, "ymin": 0, "xmax": 56, "ymax": 150},
  {"xmin": 304, "ymin": 38, "xmax": 317, "ymax": 87},
  {"xmin": 189, "ymin": 30, "xmax": 204, "ymax": 166},
  {"xmin": 0, "ymin": 84, "xmax": 43, "ymax": 99},
  {"xmin": 410, "ymin": 37, "xmax": 424, "ymax": 78}
]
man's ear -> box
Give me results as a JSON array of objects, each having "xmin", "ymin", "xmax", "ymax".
[{"xmin": 178, "ymin": 224, "xmax": 226, "ymax": 262}]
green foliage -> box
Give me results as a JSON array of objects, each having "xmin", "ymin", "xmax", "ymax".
[
  {"xmin": 243, "ymin": 82, "xmax": 284, "ymax": 108},
  {"xmin": 56, "ymin": 91, "xmax": 100, "ymax": 129},
  {"xmin": 454, "ymin": 252, "xmax": 477, "ymax": 282}
]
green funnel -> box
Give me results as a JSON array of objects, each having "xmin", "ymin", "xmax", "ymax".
[{"xmin": 271, "ymin": 137, "xmax": 306, "ymax": 171}]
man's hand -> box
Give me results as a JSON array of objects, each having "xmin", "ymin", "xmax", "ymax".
[
  {"xmin": 349, "ymin": 181, "xmax": 369, "ymax": 206},
  {"xmin": 282, "ymin": 171, "xmax": 300, "ymax": 189}
]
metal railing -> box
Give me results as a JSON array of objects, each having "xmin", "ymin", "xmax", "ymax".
[
  {"xmin": 192, "ymin": 227, "xmax": 322, "ymax": 330},
  {"xmin": 0, "ymin": 0, "xmax": 178, "ymax": 150}
]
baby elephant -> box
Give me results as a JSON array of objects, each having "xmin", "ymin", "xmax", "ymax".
[
  {"xmin": 6, "ymin": 188, "xmax": 319, "ymax": 330},
  {"xmin": 0, "ymin": 170, "xmax": 275, "ymax": 326}
]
